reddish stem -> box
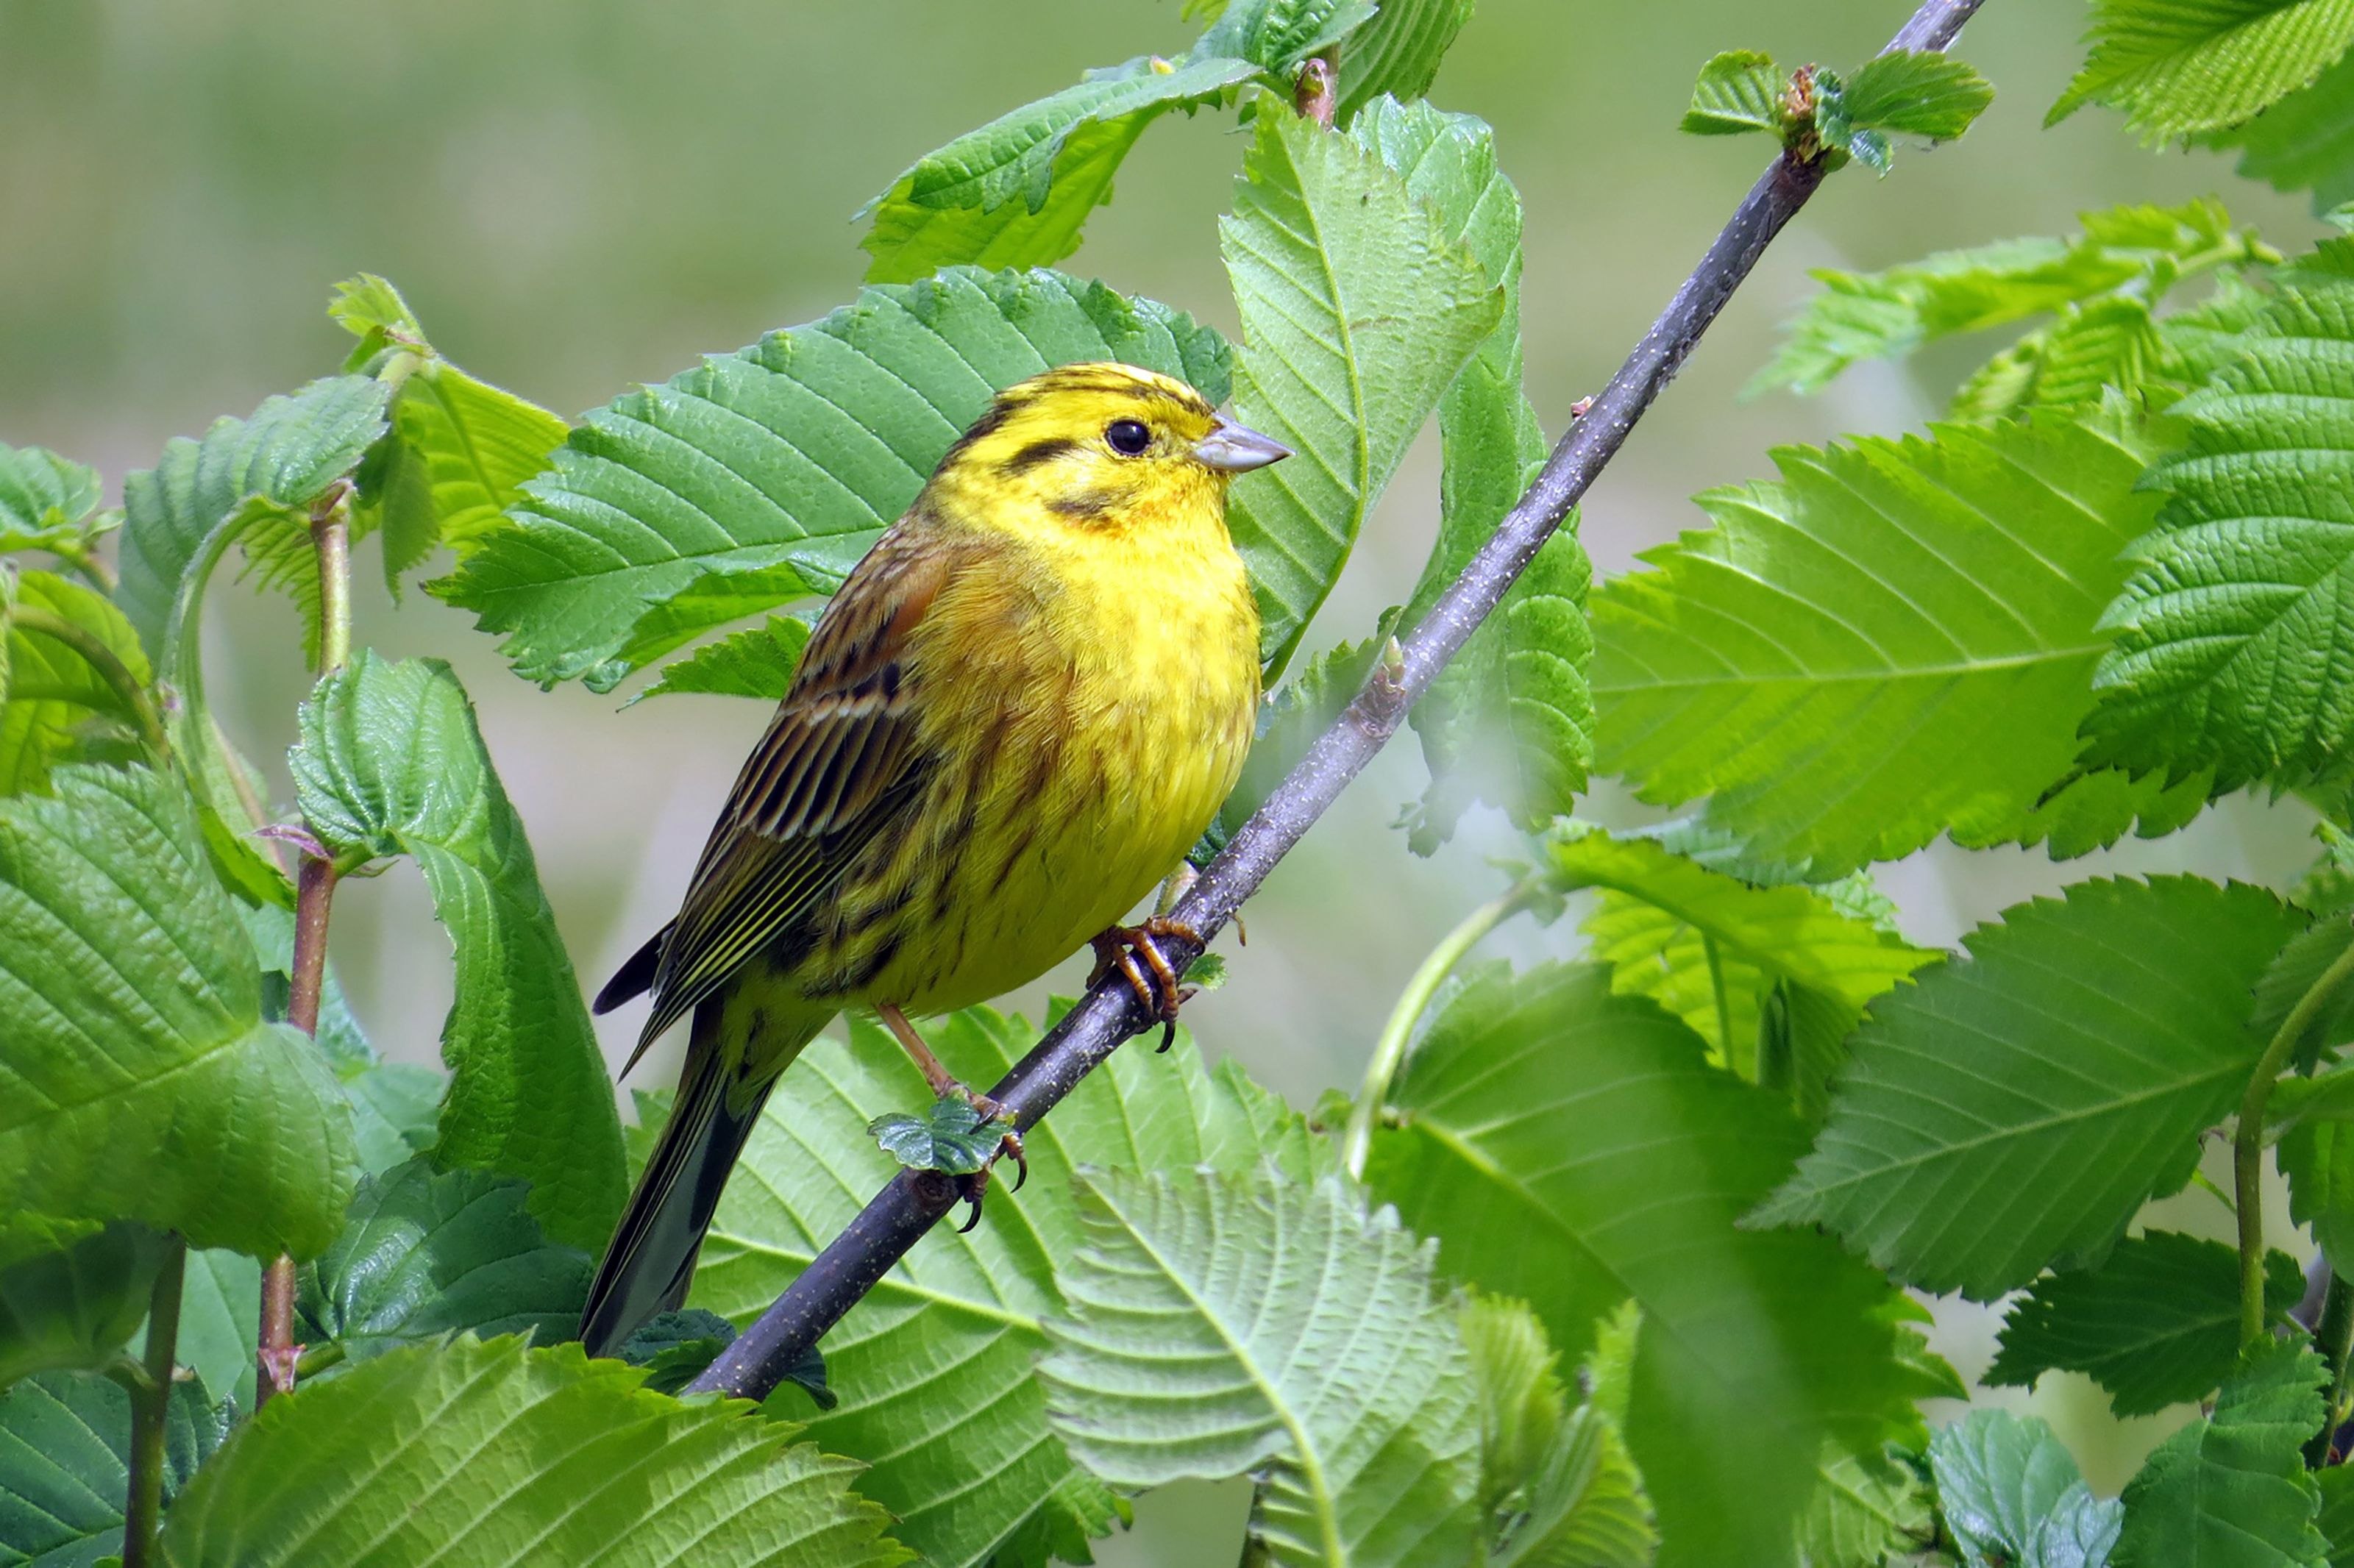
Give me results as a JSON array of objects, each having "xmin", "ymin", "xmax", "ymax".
[{"xmin": 257, "ymin": 850, "xmax": 339, "ymax": 1407}]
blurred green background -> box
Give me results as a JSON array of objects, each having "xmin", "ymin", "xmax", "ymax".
[{"xmin": 0, "ymin": 1, "xmax": 2332, "ymax": 1559}]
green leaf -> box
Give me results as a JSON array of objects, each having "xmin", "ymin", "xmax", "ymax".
[
  {"xmin": 1362, "ymin": 961, "xmax": 1930, "ymax": 1568},
  {"xmin": 2230, "ymin": 49, "xmax": 2354, "ymax": 213},
  {"xmin": 1750, "ymin": 202, "xmax": 2233, "ymax": 396},
  {"xmin": 2320, "ymin": 1467, "xmax": 2354, "ymax": 1565},
  {"xmin": 1222, "ymin": 104, "xmax": 1504, "ymax": 674},
  {"xmin": 0, "ymin": 446, "xmax": 107, "ymax": 566},
  {"xmin": 2052, "ymin": 0, "xmax": 2354, "ymax": 142},
  {"xmin": 1682, "ymin": 50, "xmax": 1784, "ymax": 136},
  {"xmin": 1455, "ymin": 1295, "xmax": 1653, "ymax": 1567},
  {"xmin": 1195, "ymin": 0, "xmax": 1376, "ymax": 73},
  {"xmin": 1549, "ymin": 827, "xmax": 1936, "ymax": 1096},
  {"xmin": 1593, "ymin": 402, "xmax": 2183, "ymax": 876},
  {"xmin": 171, "ymin": 1251, "xmax": 258, "ymax": 1415},
  {"xmin": 2252, "ymin": 910, "xmax": 2354, "ymax": 1071},
  {"xmin": 690, "ymin": 1006, "xmax": 1326, "ymax": 1568},
  {"xmin": 0, "ymin": 449, "xmax": 101, "ymax": 542},
  {"xmin": 1334, "ymin": 0, "xmax": 1476, "ymax": 120},
  {"xmin": 154, "ymin": 1336, "xmax": 908, "ymax": 1568},
  {"xmin": 0, "ymin": 1225, "xmax": 167, "ymax": 1393},
  {"xmin": 1954, "ymin": 296, "xmax": 2176, "ymax": 421},
  {"xmin": 1757, "ymin": 877, "xmax": 2306, "ymax": 1298},
  {"xmin": 1987, "ymin": 1233, "xmax": 2307, "ymax": 1416},
  {"xmin": 2163, "ymin": 266, "xmax": 2281, "ymax": 384},
  {"xmin": 1795, "ymin": 1445, "xmax": 1936, "ymax": 1568},
  {"xmin": 2316, "ymin": 1469, "xmax": 2354, "ymax": 1563},
  {"xmin": 2085, "ymin": 276, "xmax": 2354, "ymax": 791},
  {"xmin": 0, "ymin": 1372, "xmax": 230, "ymax": 1567},
  {"xmin": 625, "ymin": 613, "xmax": 811, "ymax": 705},
  {"xmin": 866, "ymin": 1094, "xmax": 1007, "ymax": 1176},
  {"xmin": 1356, "ymin": 97, "xmax": 1591, "ymax": 848},
  {"xmin": 1841, "ymin": 126, "xmax": 1893, "ymax": 177},
  {"xmin": 860, "ymin": 54, "xmax": 1258, "ymax": 285},
  {"xmin": 0, "ymin": 766, "xmax": 356, "ymax": 1258},
  {"xmin": 375, "ymin": 361, "xmax": 567, "ymax": 575},
  {"xmin": 115, "ymin": 376, "xmax": 390, "ymax": 661},
  {"xmin": 1040, "ymin": 1166, "xmax": 1479, "ymax": 1568},
  {"xmin": 1496, "ymin": 1405, "xmax": 1658, "ymax": 1568},
  {"xmin": 327, "ymin": 271, "xmax": 424, "ymax": 367},
  {"xmin": 435, "ymin": 268, "xmax": 1229, "ymax": 691},
  {"xmin": 2281, "ymin": 1115, "xmax": 2354, "ymax": 1279},
  {"xmin": 289, "ymin": 653, "xmax": 625, "ymax": 1252},
  {"xmin": 295, "ymin": 1158, "xmax": 591, "ymax": 1363},
  {"xmin": 335, "ymin": 1060, "xmax": 443, "ymax": 1176},
  {"xmin": 2116, "ymin": 1339, "xmax": 2329, "ymax": 1567},
  {"xmin": 0, "ymin": 572, "xmax": 153, "ymax": 797},
  {"xmin": 327, "ymin": 275, "xmax": 569, "ymax": 587},
  {"xmin": 1843, "ymin": 49, "xmax": 1996, "ymax": 139},
  {"xmin": 1459, "ymin": 1294, "xmax": 1564, "ymax": 1510},
  {"xmin": 1930, "ymin": 1409, "xmax": 2123, "ymax": 1568}
]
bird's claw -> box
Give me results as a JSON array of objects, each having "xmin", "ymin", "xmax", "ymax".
[
  {"xmin": 1089, "ymin": 918, "xmax": 1199, "ymax": 1049},
  {"xmin": 952, "ymin": 1094, "xmax": 1025, "ymax": 1231}
]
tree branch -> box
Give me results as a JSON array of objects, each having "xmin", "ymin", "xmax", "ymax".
[{"xmin": 689, "ymin": 0, "xmax": 1988, "ymax": 1403}]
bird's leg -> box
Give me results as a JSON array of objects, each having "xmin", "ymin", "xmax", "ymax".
[
  {"xmin": 1087, "ymin": 917, "xmax": 1201, "ymax": 1052},
  {"xmin": 874, "ymin": 1001, "xmax": 1025, "ymax": 1228},
  {"xmin": 875, "ymin": 1000, "xmax": 967, "ymax": 1100}
]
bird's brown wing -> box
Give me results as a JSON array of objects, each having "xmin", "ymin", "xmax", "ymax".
[{"xmin": 625, "ymin": 526, "xmax": 950, "ymax": 1066}]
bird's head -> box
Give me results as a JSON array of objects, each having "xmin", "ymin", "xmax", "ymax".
[{"xmin": 925, "ymin": 361, "xmax": 1289, "ymax": 538}]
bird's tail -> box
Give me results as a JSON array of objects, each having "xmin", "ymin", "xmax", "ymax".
[{"xmin": 579, "ymin": 994, "xmax": 824, "ymax": 1358}]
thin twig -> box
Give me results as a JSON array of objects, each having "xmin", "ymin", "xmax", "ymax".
[
  {"xmin": 259, "ymin": 485, "xmax": 357, "ymax": 1406},
  {"xmin": 121, "ymin": 1235, "xmax": 186, "ymax": 1568},
  {"xmin": 2239, "ymin": 933, "xmax": 2354, "ymax": 1345},
  {"xmin": 689, "ymin": 0, "xmax": 1988, "ymax": 1403},
  {"xmin": 257, "ymin": 855, "xmax": 338, "ymax": 1406}
]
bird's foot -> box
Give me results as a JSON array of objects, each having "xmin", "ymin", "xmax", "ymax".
[
  {"xmin": 953, "ymin": 1091, "xmax": 1025, "ymax": 1233},
  {"xmin": 1088, "ymin": 917, "xmax": 1201, "ymax": 1052},
  {"xmin": 868, "ymin": 1082, "xmax": 1025, "ymax": 1233}
]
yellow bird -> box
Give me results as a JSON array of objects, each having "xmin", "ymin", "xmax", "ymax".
[{"xmin": 580, "ymin": 362, "xmax": 1287, "ymax": 1356}]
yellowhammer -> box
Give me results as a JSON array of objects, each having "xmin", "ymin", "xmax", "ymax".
[{"xmin": 580, "ymin": 361, "xmax": 1288, "ymax": 1356}]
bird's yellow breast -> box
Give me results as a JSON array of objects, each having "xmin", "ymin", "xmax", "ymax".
[{"xmin": 806, "ymin": 494, "xmax": 1259, "ymax": 1015}]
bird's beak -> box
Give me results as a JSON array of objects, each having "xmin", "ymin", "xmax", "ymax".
[{"xmin": 1193, "ymin": 419, "xmax": 1291, "ymax": 473}]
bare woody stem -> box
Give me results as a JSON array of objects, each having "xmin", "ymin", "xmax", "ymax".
[
  {"xmin": 2239, "ymin": 930, "xmax": 2354, "ymax": 1346},
  {"xmin": 258, "ymin": 481, "xmax": 358, "ymax": 1407},
  {"xmin": 121, "ymin": 1233, "xmax": 186, "ymax": 1568},
  {"xmin": 689, "ymin": 0, "xmax": 1990, "ymax": 1404}
]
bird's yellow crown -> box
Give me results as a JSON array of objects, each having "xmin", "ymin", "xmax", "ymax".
[{"xmin": 925, "ymin": 361, "xmax": 1248, "ymax": 539}]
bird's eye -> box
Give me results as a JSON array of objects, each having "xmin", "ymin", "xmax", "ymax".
[{"xmin": 1105, "ymin": 418, "xmax": 1151, "ymax": 456}]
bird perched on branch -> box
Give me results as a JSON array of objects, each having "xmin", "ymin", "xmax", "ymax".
[{"xmin": 579, "ymin": 361, "xmax": 1287, "ymax": 1358}]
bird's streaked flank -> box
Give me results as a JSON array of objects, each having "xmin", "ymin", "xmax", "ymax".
[{"xmin": 580, "ymin": 361, "xmax": 1287, "ymax": 1358}]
